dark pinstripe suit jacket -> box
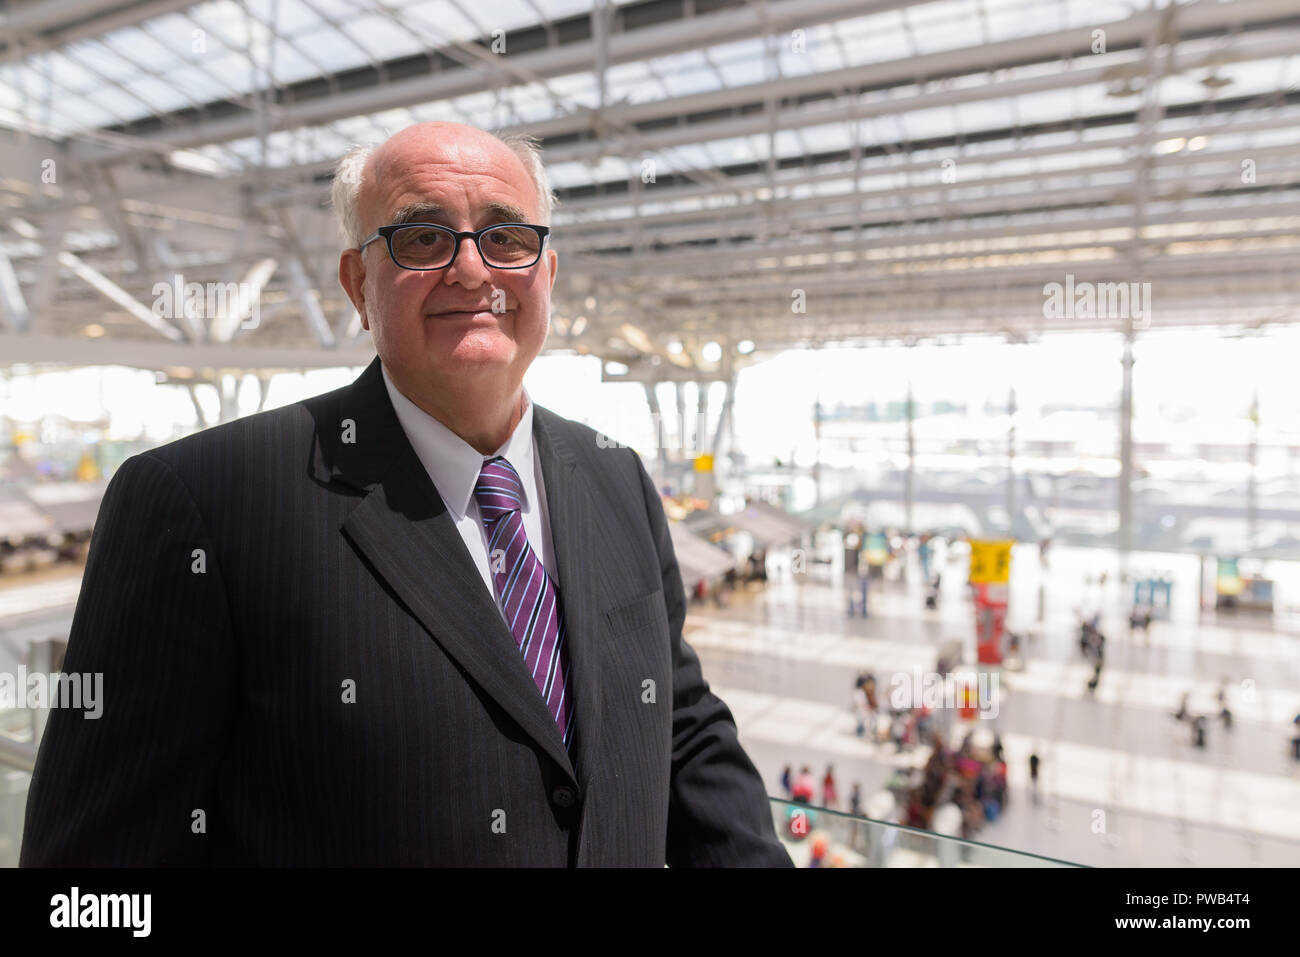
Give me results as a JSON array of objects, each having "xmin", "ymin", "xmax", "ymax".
[{"xmin": 20, "ymin": 356, "xmax": 792, "ymax": 867}]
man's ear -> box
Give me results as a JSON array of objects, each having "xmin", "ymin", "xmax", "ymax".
[
  {"xmin": 546, "ymin": 248, "xmax": 558, "ymax": 292},
  {"xmin": 338, "ymin": 249, "xmax": 369, "ymax": 329}
]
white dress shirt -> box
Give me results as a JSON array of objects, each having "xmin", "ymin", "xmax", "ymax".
[{"xmin": 380, "ymin": 363, "xmax": 559, "ymax": 617}]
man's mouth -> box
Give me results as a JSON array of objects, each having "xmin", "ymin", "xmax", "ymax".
[{"xmin": 433, "ymin": 308, "xmax": 510, "ymax": 319}]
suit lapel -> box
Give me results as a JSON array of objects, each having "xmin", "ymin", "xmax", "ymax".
[
  {"xmin": 321, "ymin": 357, "xmax": 576, "ymax": 781},
  {"xmin": 532, "ymin": 407, "xmax": 604, "ymax": 792}
]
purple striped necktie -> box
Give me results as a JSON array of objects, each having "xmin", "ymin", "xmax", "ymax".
[{"xmin": 473, "ymin": 456, "xmax": 574, "ymax": 749}]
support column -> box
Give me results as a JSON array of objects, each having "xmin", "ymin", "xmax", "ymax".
[
  {"xmin": 218, "ymin": 373, "xmax": 241, "ymax": 424},
  {"xmin": 644, "ymin": 382, "xmax": 666, "ymax": 493},
  {"xmin": 1006, "ymin": 385, "xmax": 1017, "ymax": 540},
  {"xmin": 1247, "ymin": 392, "xmax": 1259, "ymax": 554},
  {"xmin": 188, "ymin": 384, "xmax": 208, "ymax": 429},
  {"xmin": 673, "ymin": 381, "xmax": 685, "ymax": 462},
  {"xmin": 1119, "ymin": 334, "xmax": 1136, "ymax": 561},
  {"xmin": 712, "ymin": 375, "xmax": 736, "ymax": 461},
  {"xmin": 813, "ymin": 393, "xmax": 823, "ymax": 509},
  {"xmin": 696, "ymin": 380, "xmax": 709, "ymax": 457},
  {"xmin": 905, "ymin": 380, "xmax": 915, "ymax": 535}
]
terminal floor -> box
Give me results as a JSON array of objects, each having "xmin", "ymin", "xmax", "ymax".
[{"xmin": 690, "ymin": 547, "xmax": 1300, "ymax": 867}]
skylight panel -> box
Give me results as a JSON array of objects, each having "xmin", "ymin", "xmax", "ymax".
[
  {"xmin": 663, "ymin": 66, "xmax": 722, "ymax": 97},
  {"xmin": 290, "ymin": 24, "xmax": 375, "ymax": 72},
  {"xmin": 63, "ymin": 39, "xmax": 141, "ymax": 84},
  {"xmin": 39, "ymin": 50, "xmax": 107, "ymax": 94},
  {"xmin": 343, "ymin": 15, "xmax": 429, "ymax": 60},
  {"xmin": 399, "ymin": 0, "xmax": 481, "ymax": 43}
]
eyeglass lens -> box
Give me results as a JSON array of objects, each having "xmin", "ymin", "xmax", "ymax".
[{"xmin": 389, "ymin": 225, "xmax": 542, "ymax": 268}]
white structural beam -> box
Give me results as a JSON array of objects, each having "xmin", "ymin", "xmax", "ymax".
[
  {"xmin": 285, "ymin": 255, "xmax": 336, "ymax": 348},
  {"xmin": 0, "ymin": 332, "xmax": 375, "ymax": 371},
  {"xmin": 539, "ymin": 34, "xmax": 1300, "ymax": 164},
  {"xmin": 55, "ymin": 251, "xmax": 186, "ymax": 342},
  {"xmin": 210, "ymin": 257, "xmax": 278, "ymax": 343},
  {"xmin": 0, "ymin": 0, "xmax": 200, "ymax": 50},
  {"xmin": 0, "ymin": 251, "xmax": 31, "ymax": 332}
]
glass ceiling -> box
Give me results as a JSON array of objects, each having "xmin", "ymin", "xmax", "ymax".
[
  {"xmin": 0, "ymin": 0, "xmax": 1296, "ymax": 255},
  {"xmin": 1, "ymin": 0, "xmax": 1247, "ymax": 157}
]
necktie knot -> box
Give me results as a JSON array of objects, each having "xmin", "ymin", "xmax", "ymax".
[{"xmin": 474, "ymin": 456, "xmax": 523, "ymax": 524}]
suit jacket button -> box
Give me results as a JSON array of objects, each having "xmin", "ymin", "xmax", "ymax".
[{"xmin": 551, "ymin": 786, "xmax": 576, "ymax": 808}]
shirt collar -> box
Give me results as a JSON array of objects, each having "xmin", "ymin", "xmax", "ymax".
[{"xmin": 380, "ymin": 362, "xmax": 535, "ymax": 521}]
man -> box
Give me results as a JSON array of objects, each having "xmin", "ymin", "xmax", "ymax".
[{"xmin": 20, "ymin": 122, "xmax": 792, "ymax": 867}]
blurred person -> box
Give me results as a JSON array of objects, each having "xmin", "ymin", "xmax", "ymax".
[
  {"xmin": 843, "ymin": 528, "xmax": 861, "ymax": 606},
  {"xmin": 852, "ymin": 681, "xmax": 870, "ymax": 738},
  {"xmin": 792, "ymin": 766, "xmax": 817, "ymax": 804},
  {"xmin": 808, "ymin": 833, "xmax": 829, "ymax": 868},
  {"xmin": 915, "ymin": 705, "xmax": 933, "ymax": 746},
  {"xmin": 1029, "ymin": 751, "xmax": 1041, "ymax": 804},
  {"xmin": 891, "ymin": 711, "xmax": 908, "ymax": 753},
  {"xmin": 822, "ymin": 765, "xmax": 838, "ymax": 809},
  {"xmin": 1086, "ymin": 659, "xmax": 1103, "ymax": 695},
  {"xmin": 925, "ymin": 570, "xmax": 942, "ymax": 610},
  {"xmin": 781, "ymin": 764, "xmax": 793, "ymax": 798},
  {"xmin": 20, "ymin": 122, "xmax": 790, "ymax": 868},
  {"xmin": 1129, "ymin": 603, "xmax": 1152, "ymax": 631},
  {"xmin": 851, "ymin": 562, "xmax": 870, "ymax": 618},
  {"xmin": 1217, "ymin": 679, "xmax": 1233, "ymax": 730},
  {"xmin": 849, "ymin": 782, "xmax": 863, "ymax": 818}
]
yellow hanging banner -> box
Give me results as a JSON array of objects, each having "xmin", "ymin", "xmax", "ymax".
[
  {"xmin": 969, "ymin": 540, "xmax": 1014, "ymax": 584},
  {"xmin": 694, "ymin": 453, "xmax": 714, "ymax": 473}
]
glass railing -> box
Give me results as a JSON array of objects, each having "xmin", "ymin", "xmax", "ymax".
[
  {"xmin": 2, "ymin": 716, "xmax": 1080, "ymax": 869},
  {"xmin": 0, "ymin": 707, "xmax": 35, "ymax": 868},
  {"xmin": 770, "ymin": 798, "xmax": 1081, "ymax": 867}
]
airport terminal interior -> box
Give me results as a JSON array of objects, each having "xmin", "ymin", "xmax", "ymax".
[{"xmin": 2, "ymin": 0, "xmax": 1300, "ymax": 867}]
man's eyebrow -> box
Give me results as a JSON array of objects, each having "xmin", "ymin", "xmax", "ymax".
[
  {"xmin": 390, "ymin": 202, "xmax": 447, "ymax": 226},
  {"xmin": 481, "ymin": 201, "xmax": 531, "ymax": 224},
  {"xmin": 386, "ymin": 201, "xmax": 533, "ymax": 227}
]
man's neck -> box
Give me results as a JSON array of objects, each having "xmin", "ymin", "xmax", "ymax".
[{"xmin": 404, "ymin": 380, "xmax": 526, "ymax": 456}]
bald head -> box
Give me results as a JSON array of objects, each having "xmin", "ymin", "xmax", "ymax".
[{"xmin": 331, "ymin": 122, "xmax": 554, "ymax": 248}]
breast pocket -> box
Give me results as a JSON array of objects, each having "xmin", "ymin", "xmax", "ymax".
[{"xmin": 605, "ymin": 588, "xmax": 669, "ymax": 639}]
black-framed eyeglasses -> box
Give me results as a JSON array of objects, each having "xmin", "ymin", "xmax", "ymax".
[{"xmin": 358, "ymin": 222, "xmax": 551, "ymax": 271}]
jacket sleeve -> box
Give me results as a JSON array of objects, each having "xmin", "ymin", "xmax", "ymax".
[
  {"xmin": 20, "ymin": 452, "xmax": 236, "ymax": 866},
  {"xmin": 632, "ymin": 451, "xmax": 794, "ymax": 867}
]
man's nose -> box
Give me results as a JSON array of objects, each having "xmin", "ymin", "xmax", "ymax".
[{"xmin": 444, "ymin": 235, "xmax": 492, "ymax": 285}]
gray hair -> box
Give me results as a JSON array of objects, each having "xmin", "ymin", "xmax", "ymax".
[{"xmin": 329, "ymin": 128, "xmax": 558, "ymax": 248}]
